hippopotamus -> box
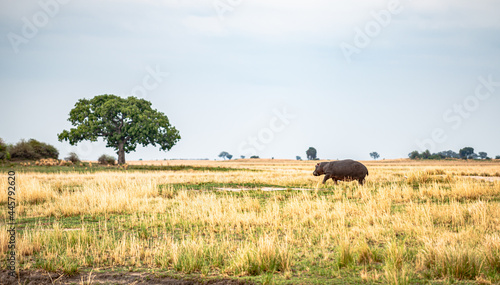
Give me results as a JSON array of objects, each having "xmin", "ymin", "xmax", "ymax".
[{"xmin": 313, "ymin": 159, "xmax": 369, "ymax": 185}]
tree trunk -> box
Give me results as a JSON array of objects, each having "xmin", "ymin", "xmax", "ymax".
[{"xmin": 117, "ymin": 141, "xmax": 126, "ymax": 165}]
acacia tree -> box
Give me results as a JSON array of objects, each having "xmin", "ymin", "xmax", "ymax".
[
  {"xmin": 58, "ymin": 95, "xmax": 180, "ymax": 164},
  {"xmin": 218, "ymin": 151, "xmax": 232, "ymax": 160},
  {"xmin": 369, "ymin": 152, "xmax": 380, "ymax": 160}
]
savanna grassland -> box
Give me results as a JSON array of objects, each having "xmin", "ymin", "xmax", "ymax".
[{"xmin": 1, "ymin": 159, "xmax": 500, "ymax": 284}]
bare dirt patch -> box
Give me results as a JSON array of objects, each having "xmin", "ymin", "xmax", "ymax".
[{"xmin": 0, "ymin": 270, "xmax": 254, "ymax": 285}]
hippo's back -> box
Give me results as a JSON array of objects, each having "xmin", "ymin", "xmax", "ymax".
[{"xmin": 328, "ymin": 159, "xmax": 368, "ymax": 179}]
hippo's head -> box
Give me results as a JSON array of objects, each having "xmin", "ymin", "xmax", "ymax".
[{"xmin": 313, "ymin": 163, "xmax": 324, "ymax": 176}]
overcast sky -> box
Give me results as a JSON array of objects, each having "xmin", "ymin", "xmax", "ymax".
[{"xmin": 1, "ymin": 0, "xmax": 499, "ymax": 161}]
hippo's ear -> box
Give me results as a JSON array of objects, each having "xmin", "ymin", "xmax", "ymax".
[{"xmin": 316, "ymin": 163, "xmax": 320, "ymax": 166}]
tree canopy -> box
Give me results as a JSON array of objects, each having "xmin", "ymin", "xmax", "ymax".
[
  {"xmin": 369, "ymin": 152, "xmax": 380, "ymax": 160},
  {"xmin": 306, "ymin": 147, "xmax": 317, "ymax": 160},
  {"xmin": 58, "ymin": 95, "xmax": 180, "ymax": 164},
  {"xmin": 218, "ymin": 151, "xmax": 232, "ymax": 160},
  {"xmin": 408, "ymin": 148, "xmax": 486, "ymax": 160},
  {"xmin": 459, "ymin": 147, "xmax": 475, "ymax": 160},
  {"xmin": 478, "ymin": 152, "xmax": 489, "ymax": 159}
]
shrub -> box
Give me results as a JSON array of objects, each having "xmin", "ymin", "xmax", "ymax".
[
  {"xmin": 64, "ymin": 152, "xmax": 80, "ymax": 163},
  {"xmin": 0, "ymin": 138, "xmax": 9, "ymax": 160},
  {"xmin": 29, "ymin": 139, "xmax": 58, "ymax": 159},
  {"xmin": 496, "ymin": 155, "xmax": 500, "ymax": 160},
  {"xmin": 250, "ymin": 156, "xmax": 259, "ymax": 159},
  {"xmin": 98, "ymin": 154, "xmax": 116, "ymax": 165},
  {"xmin": 9, "ymin": 139, "xmax": 58, "ymax": 160},
  {"xmin": 9, "ymin": 140, "xmax": 37, "ymax": 160}
]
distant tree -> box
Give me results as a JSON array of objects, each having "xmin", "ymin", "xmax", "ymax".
[
  {"xmin": 437, "ymin": 151, "xmax": 447, "ymax": 158},
  {"xmin": 408, "ymin": 150, "xmax": 420, "ymax": 159},
  {"xmin": 432, "ymin": 152, "xmax": 445, "ymax": 159},
  {"xmin": 478, "ymin": 152, "xmax": 488, "ymax": 160},
  {"xmin": 421, "ymin": 150, "xmax": 431, "ymax": 159},
  {"xmin": 296, "ymin": 156, "xmax": 302, "ymax": 161},
  {"xmin": 369, "ymin": 152, "xmax": 380, "ymax": 160},
  {"xmin": 306, "ymin": 147, "xmax": 317, "ymax": 160},
  {"xmin": 409, "ymin": 149, "xmax": 466, "ymax": 160},
  {"xmin": 496, "ymin": 155, "xmax": 500, "ymax": 159},
  {"xmin": 438, "ymin": 150, "xmax": 460, "ymax": 159},
  {"xmin": 58, "ymin": 95, "xmax": 180, "ymax": 165},
  {"xmin": 250, "ymin": 155, "xmax": 259, "ymax": 159},
  {"xmin": 226, "ymin": 154, "xmax": 233, "ymax": 160},
  {"xmin": 429, "ymin": 153, "xmax": 443, "ymax": 160},
  {"xmin": 64, "ymin": 152, "xmax": 80, "ymax": 163},
  {"xmin": 459, "ymin": 147, "xmax": 475, "ymax": 160},
  {"xmin": 240, "ymin": 155, "xmax": 245, "ymax": 159},
  {"xmin": 218, "ymin": 151, "xmax": 230, "ymax": 160}
]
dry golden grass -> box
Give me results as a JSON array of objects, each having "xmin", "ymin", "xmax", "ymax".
[{"xmin": 1, "ymin": 159, "xmax": 499, "ymax": 283}]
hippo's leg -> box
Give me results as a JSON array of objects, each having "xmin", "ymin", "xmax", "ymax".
[
  {"xmin": 322, "ymin": 174, "xmax": 331, "ymax": 184},
  {"xmin": 328, "ymin": 175, "xmax": 338, "ymax": 184},
  {"xmin": 358, "ymin": 178, "xmax": 364, "ymax": 185}
]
